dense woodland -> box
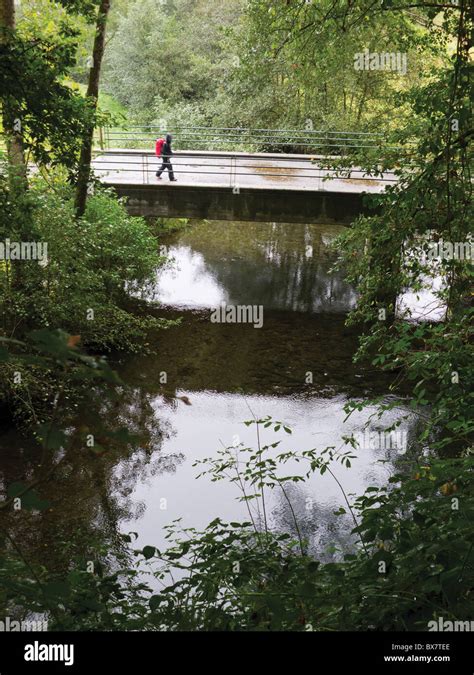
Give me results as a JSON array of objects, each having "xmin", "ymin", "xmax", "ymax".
[{"xmin": 0, "ymin": 0, "xmax": 472, "ymax": 633}]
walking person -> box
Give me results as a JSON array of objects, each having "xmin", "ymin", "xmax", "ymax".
[{"xmin": 156, "ymin": 133, "xmax": 177, "ymax": 181}]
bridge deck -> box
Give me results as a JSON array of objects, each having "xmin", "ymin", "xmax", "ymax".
[{"xmin": 93, "ymin": 149, "xmax": 397, "ymax": 194}]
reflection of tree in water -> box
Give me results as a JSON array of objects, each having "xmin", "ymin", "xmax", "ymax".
[
  {"xmin": 269, "ymin": 483, "xmax": 357, "ymax": 562},
  {"xmin": 123, "ymin": 220, "xmax": 399, "ymax": 400},
  {"xmin": 94, "ymin": 387, "xmax": 185, "ymax": 521},
  {"xmin": 0, "ymin": 385, "xmax": 183, "ymax": 576},
  {"xmin": 171, "ymin": 221, "xmax": 356, "ymax": 314},
  {"xmin": 267, "ymin": 412, "xmax": 423, "ymax": 561}
]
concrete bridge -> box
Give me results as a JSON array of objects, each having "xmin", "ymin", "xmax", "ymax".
[{"xmin": 93, "ymin": 147, "xmax": 397, "ymax": 224}]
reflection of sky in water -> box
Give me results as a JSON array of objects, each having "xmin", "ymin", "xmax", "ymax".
[
  {"xmin": 0, "ymin": 219, "xmax": 434, "ymax": 585},
  {"xmin": 121, "ymin": 220, "xmax": 428, "ymax": 568},
  {"xmin": 120, "ymin": 392, "xmax": 416, "ymax": 558},
  {"xmin": 154, "ymin": 239, "xmax": 441, "ymax": 319},
  {"xmin": 156, "ymin": 246, "xmax": 227, "ymax": 308},
  {"xmin": 398, "ymin": 275, "xmax": 445, "ymax": 322},
  {"xmin": 123, "ymin": 220, "xmax": 420, "ymax": 564},
  {"xmin": 152, "ymin": 222, "xmax": 444, "ymax": 319}
]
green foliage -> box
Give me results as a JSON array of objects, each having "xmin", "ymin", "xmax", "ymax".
[
  {"xmin": 0, "ymin": 325, "xmax": 122, "ymax": 423},
  {"xmin": 0, "ymin": 0, "xmax": 471, "ymax": 636},
  {"xmin": 0, "ymin": 420, "xmax": 471, "ymax": 631},
  {"xmin": 1, "ymin": 0, "xmax": 108, "ymax": 172},
  {"xmin": 102, "ymin": 0, "xmax": 243, "ymax": 119},
  {"xmin": 222, "ymin": 0, "xmax": 447, "ymax": 133},
  {"xmin": 0, "ymin": 174, "xmax": 174, "ymax": 422},
  {"xmin": 0, "ymin": 175, "xmax": 170, "ymax": 350},
  {"xmin": 150, "ymin": 453, "xmax": 473, "ymax": 631},
  {"xmin": 101, "ymin": 0, "xmax": 445, "ymax": 136},
  {"xmin": 330, "ymin": 18, "xmax": 472, "ymax": 455}
]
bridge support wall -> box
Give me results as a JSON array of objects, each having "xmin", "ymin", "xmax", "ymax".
[{"xmin": 110, "ymin": 183, "xmax": 371, "ymax": 224}]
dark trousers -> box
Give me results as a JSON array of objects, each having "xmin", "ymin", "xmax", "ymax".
[{"xmin": 156, "ymin": 157, "xmax": 175, "ymax": 180}]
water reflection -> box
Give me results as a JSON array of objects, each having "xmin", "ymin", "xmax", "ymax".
[
  {"xmin": 156, "ymin": 247, "xmax": 225, "ymax": 308},
  {"xmin": 0, "ymin": 218, "xmax": 415, "ymax": 579},
  {"xmin": 154, "ymin": 221, "xmax": 357, "ymax": 313},
  {"xmin": 119, "ymin": 391, "xmax": 418, "ymax": 555},
  {"xmin": 0, "ymin": 386, "xmax": 184, "ymax": 574}
]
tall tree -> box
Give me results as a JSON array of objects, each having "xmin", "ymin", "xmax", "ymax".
[
  {"xmin": 75, "ymin": 0, "xmax": 111, "ymax": 217},
  {"xmin": 0, "ymin": 0, "xmax": 102, "ymax": 175},
  {"xmin": 333, "ymin": 0, "xmax": 472, "ymax": 454},
  {"xmin": 0, "ymin": 0, "xmax": 27, "ymax": 190}
]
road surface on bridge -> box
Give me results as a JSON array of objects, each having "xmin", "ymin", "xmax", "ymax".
[{"xmin": 93, "ymin": 149, "xmax": 397, "ymax": 194}]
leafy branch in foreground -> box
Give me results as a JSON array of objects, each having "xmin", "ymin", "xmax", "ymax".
[
  {"xmin": 138, "ymin": 422, "xmax": 473, "ymax": 631},
  {"xmin": 0, "ymin": 414, "xmax": 471, "ymax": 631}
]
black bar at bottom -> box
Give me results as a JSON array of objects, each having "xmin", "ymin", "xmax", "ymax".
[{"xmin": 0, "ymin": 631, "xmax": 471, "ymax": 673}]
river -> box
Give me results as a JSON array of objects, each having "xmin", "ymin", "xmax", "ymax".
[{"xmin": 0, "ymin": 219, "xmax": 418, "ymax": 571}]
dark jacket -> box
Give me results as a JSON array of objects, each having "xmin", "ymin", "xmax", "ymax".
[{"xmin": 162, "ymin": 134, "xmax": 173, "ymax": 159}]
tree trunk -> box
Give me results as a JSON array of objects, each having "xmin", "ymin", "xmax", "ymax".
[
  {"xmin": 0, "ymin": 0, "xmax": 27, "ymax": 191},
  {"xmin": 75, "ymin": 0, "xmax": 111, "ymax": 217}
]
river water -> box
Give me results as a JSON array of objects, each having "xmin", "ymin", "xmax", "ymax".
[{"xmin": 0, "ymin": 219, "xmax": 417, "ymax": 569}]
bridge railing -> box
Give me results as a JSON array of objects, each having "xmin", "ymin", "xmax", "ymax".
[
  {"xmin": 100, "ymin": 125, "xmax": 387, "ymax": 155},
  {"xmin": 92, "ymin": 150, "xmax": 397, "ymax": 189}
]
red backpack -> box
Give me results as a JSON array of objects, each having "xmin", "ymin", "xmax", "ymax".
[{"xmin": 155, "ymin": 138, "xmax": 165, "ymax": 156}]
